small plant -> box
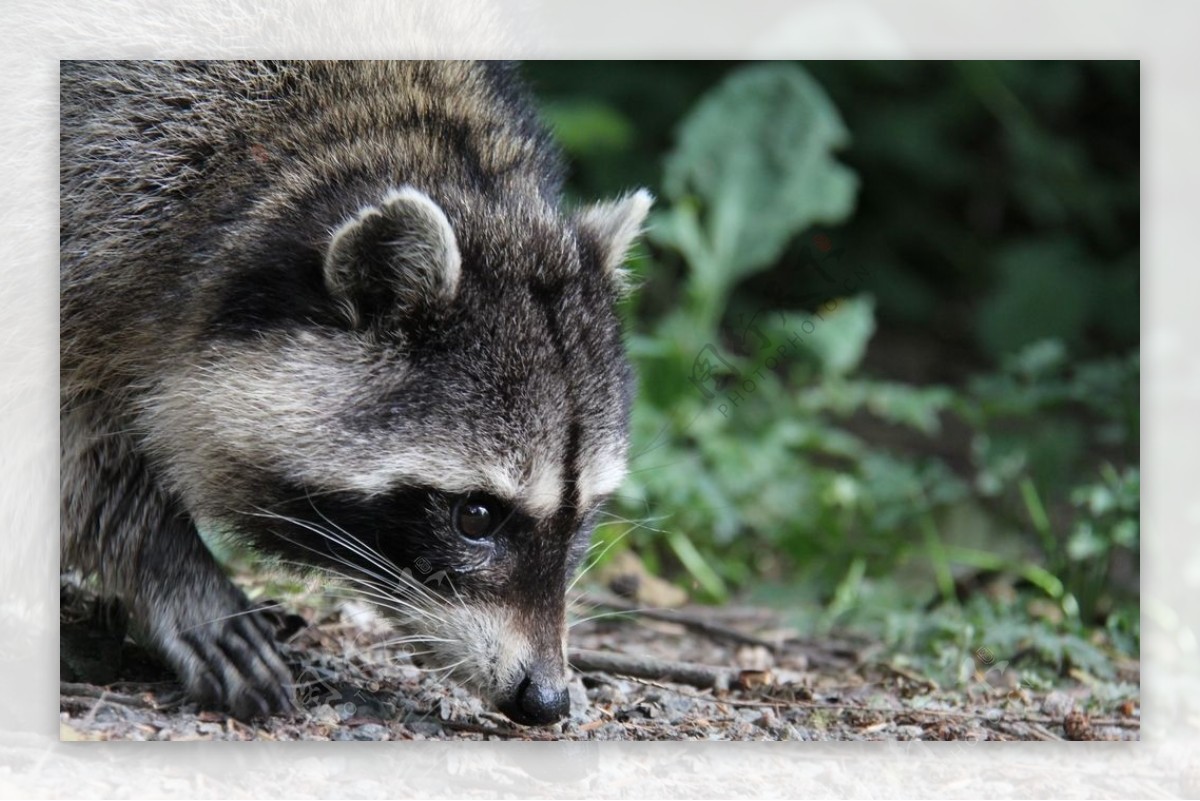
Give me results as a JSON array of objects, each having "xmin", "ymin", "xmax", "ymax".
[{"xmin": 537, "ymin": 61, "xmax": 1138, "ymax": 668}]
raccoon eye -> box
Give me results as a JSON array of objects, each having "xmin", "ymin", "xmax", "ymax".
[{"xmin": 453, "ymin": 496, "xmax": 499, "ymax": 540}]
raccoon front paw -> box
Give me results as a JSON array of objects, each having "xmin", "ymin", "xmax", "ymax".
[{"xmin": 165, "ymin": 611, "xmax": 297, "ymax": 721}]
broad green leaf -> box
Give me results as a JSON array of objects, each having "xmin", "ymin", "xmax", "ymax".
[
  {"xmin": 540, "ymin": 99, "xmax": 635, "ymax": 155},
  {"xmin": 772, "ymin": 295, "xmax": 876, "ymax": 377},
  {"xmin": 655, "ymin": 63, "xmax": 859, "ymax": 325}
]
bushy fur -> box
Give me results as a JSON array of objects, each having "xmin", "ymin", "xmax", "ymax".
[{"xmin": 60, "ymin": 60, "xmax": 650, "ymax": 724}]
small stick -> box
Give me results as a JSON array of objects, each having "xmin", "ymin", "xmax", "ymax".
[
  {"xmin": 1025, "ymin": 721, "xmax": 1065, "ymax": 742},
  {"xmin": 436, "ymin": 719, "xmax": 556, "ymax": 740},
  {"xmin": 60, "ymin": 682, "xmax": 157, "ymax": 708},
  {"xmin": 573, "ymin": 592, "xmax": 780, "ymax": 650},
  {"xmin": 569, "ymin": 648, "xmax": 734, "ymax": 691}
]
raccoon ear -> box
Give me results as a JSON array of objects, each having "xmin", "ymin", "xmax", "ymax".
[
  {"xmin": 324, "ymin": 187, "xmax": 461, "ymax": 328},
  {"xmin": 575, "ymin": 189, "xmax": 653, "ymax": 291}
]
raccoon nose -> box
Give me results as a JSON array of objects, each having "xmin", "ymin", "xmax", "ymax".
[{"xmin": 500, "ymin": 672, "xmax": 570, "ymax": 726}]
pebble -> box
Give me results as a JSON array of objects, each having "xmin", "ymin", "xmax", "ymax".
[
  {"xmin": 736, "ymin": 645, "xmax": 774, "ymax": 670},
  {"xmin": 588, "ymin": 685, "xmax": 627, "ymax": 706},
  {"xmin": 406, "ymin": 720, "xmax": 444, "ymax": 737},
  {"xmin": 659, "ymin": 696, "xmax": 696, "ymax": 723},
  {"xmin": 311, "ymin": 704, "xmax": 340, "ymax": 726},
  {"xmin": 736, "ymin": 708, "xmax": 763, "ymax": 724},
  {"xmin": 351, "ymin": 723, "xmax": 389, "ymax": 740},
  {"xmin": 1042, "ymin": 690, "xmax": 1075, "ymax": 718},
  {"xmin": 597, "ymin": 722, "xmax": 627, "ymax": 740},
  {"xmin": 568, "ymin": 682, "xmax": 590, "ymax": 723},
  {"xmin": 329, "ymin": 723, "xmax": 389, "ymax": 741},
  {"xmin": 92, "ymin": 705, "xmax": 121, "ymax": 723}
]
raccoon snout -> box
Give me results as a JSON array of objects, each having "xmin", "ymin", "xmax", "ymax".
[{"xmin": 497, "ymin": 669, "xmax": 570, "ymax": 726}]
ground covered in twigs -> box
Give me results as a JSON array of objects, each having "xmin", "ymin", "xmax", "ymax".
[{"xmin": 59, "ymin": 578, "xmax": 1140, "ymax": 742}]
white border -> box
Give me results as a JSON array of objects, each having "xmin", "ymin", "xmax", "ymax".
[{"xmin": 4, "ymin": 0, "xmax": 1196, "ymax": 796}]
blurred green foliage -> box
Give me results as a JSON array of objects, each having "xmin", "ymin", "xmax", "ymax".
[{"xmin": 525, "ymin": 61, "xmax": 1139, "ymax": 667}]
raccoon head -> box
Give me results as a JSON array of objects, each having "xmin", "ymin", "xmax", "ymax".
[{"xmin": 145, "ymin": 185, "xmax": 651, "ymax": 725}]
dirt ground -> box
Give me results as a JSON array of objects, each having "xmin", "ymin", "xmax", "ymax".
[{"xmin": 58, "ymin": 574, "xmax": 1140, "ymax": 743}]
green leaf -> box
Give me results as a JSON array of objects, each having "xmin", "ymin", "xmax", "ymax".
[
  {"xmin": 656, "ymin": 63, "xmax": 859, "ymax": 326},
  {"xmin": 666, "ymin": 529, "xmax": 728, "ymax": 601},
  {"xmin": 539, "ymin": 99, "xmax": 634, "ymax": 155},
  {"xmin": 773, "ymin": 295, "xmax": 876, "ymax": 377},
  {"xmin": 977, "ymin": 239, "xmax": 1093, "ymax": 359}
]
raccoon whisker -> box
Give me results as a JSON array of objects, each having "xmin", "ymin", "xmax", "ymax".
[
  {"xmin": 271, "ymin": 556, "xmax": 447, "ymax": 626},
  {"xmin": 421, "ymin": 656, "xmax": 470, "ymax": 681},
  {"xmin": 594, "ymin": 510, "xmax": 671, "ymax": 532},
  {"xmin": 341, "ymin": 564, "xmax": 453, "ymax": 619},
  {"xmin": 625, "ymin": 420, "xmax": 676, "ymax": 464},
  {"xmin": 372, "ymin": 634, "xmax": 458, "ymax": 648},
  {"xmin": 278, "ymin": 506, "xmax": 405, "ymax": 586},
  {"xmin": 282, "ymin": 539, "xmax": 418, "ymax": 611},
  {"xmin": 334, "ymin": 586, "xmax": 454, "ymax": 630},
  {"xmin": 434, "ymin": 568, "xmax": 469, "ymax": 612},
  {"xmin": 324, "ymin": 566, "xmax": 441, "ymax": 609},
  {"xmin": 302, "ymin": 519, "xmax": 452, "ymax": 612},
  {"xmin": 564, "ymin": 593, "xmax": 679, "ymax": 624},
  {"xmin": 318, "ymin": 576, "xmax": 448, "ymax": 627},
  {"xmin": 393, "ymin": 648, "xmax": 440, "ymax": 661},
  {"xmin": 342, "ymin": 641, "xmax": 457, "ymax": 666},
  {"xmin": 390, "ymin": 562, "xmax": 453, "ymax": 607},
  {"xmin": 321, "ymin": 551, "xmax": 447, "ymax": 611},
  {"xmin": 566, "ymin": 521, "xmax": 640, "ymax": 594},
  {"xmin": 625, "ymin": 408, "xmax": 703, "ymax": 464},
  {"xmin": 176, "ymin": 600, "xmax": 290, "ymax": 635},
  {"xmin": 458, "ymin": 667, "xmax": 486, "ymax": 692},
  {"xmin": 299, "ymin": 493, "xmax": 418, "ymax": 589},
  {"xmin": 567, "ymin": 606, "xmax": 669, "ymax": 628},
  {"xmin": 566, "ymin": 596, "xmax": 618, "ymax": 622},
  {"xmin": 264, "ymin": 484, "xmax": 349, "ymax": 504},
  {"xmin": 623, "ymin": 460, "xmax": 691, "ymax": 478},
  {"xmin": 604, "ymin": 492, "xmax": 659, "ymax": 517},
  {"xmin": 246, "ymin": 507, "xmax": 408, "ymax": 593}
]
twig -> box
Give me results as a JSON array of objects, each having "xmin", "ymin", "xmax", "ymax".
[
  {"xmin": 1022, "ymin": 713, "xmax": 1139, "ymax": 729},
  {"xmin": 60, "ymin": 682, "xmax": 157, "ymax": 708},
  {"xmin": 878, "ymin": 661, "xmax": 939, "ymax": 690},
  {"xmin": 436, "ymin": 719, "xmax": 556, "ymax": 740},
  {"xmin": 1025, "ymin": 721, "xmax": 1065, "ymax": 742},
  {"xmin": 573, "ymin": 592, "xmax": 782, "ymax": 649},
  {"xmin": 569, "ymin": 648, "xmax": 735, "ymax": 691}
]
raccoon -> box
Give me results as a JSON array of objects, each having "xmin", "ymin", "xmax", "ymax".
[{"xmin": 60, "ymin": 60, "xmax": 650, "ymax": 726}]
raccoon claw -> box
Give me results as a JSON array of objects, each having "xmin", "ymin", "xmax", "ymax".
[{"xmin": 170, "ymin": 611, "xmax": 297, "ymax": 720}]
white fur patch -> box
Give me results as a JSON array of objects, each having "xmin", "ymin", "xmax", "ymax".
[
  {"xmin": 522, "ymin": 455, "xmax": 562, "ymax": 517},
  {"xmin": 141, "ymin": 335, "xmax": 525, "ymax": 506},
  {"xmin": 403, "ymin": 601, "xmax": 534, "ymax": 699},
  {"xmin": 324, "ymin": 186, "xmax": 462, "ymax": 327},
  {"xmin": 142, "ymin": 331, "xmax": 624, "ymax": 524},
  {"xmin": 577, "ymin": 445, "xmax": 628, "ymax": 508},
  {"xmin": 378, "ymin": 186, "xmax": 462, "ymax": 297},
  {"xmin": 340, "ymin": 452, "xmax": 521, "ymax": 498},
  {"xmin": 575, "ymin": 188, "xmax": 653, "ymax": 287}
]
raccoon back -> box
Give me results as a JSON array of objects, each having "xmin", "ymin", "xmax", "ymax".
[{"xmin": 59, "ymin": 60, "xmax": 563, "ymax": 398}]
